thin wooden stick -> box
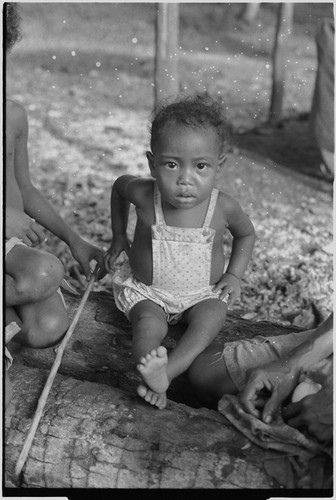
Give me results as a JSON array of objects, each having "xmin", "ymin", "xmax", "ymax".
[
  {"xmin": 5, "ymin": 322, "xmax": 21, "ymax": 343},
  {"xmin": 15, "ymin": 265, "xmax": 99, "ymax": 478}
]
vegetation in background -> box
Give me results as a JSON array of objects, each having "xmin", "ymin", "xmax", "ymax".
[{"xmin": 6, "ymin": 3, "xmax": 333, "ymax": 327}]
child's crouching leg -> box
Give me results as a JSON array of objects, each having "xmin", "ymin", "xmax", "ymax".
[
  {"xmin": 6, "ymin": 247, "xmax": 65, "ymax": 306},
  {"xmin": 10, "ymin": 292, "xmax": 69, "ymax": 349},
  {"xmin": 188, "ymin": 343, "xmax": 238, "ymax": 409}
]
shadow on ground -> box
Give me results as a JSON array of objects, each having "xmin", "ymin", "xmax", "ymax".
[{"xmin": 233, "ymin": 115, "xmax": 333, "ymax": 193}]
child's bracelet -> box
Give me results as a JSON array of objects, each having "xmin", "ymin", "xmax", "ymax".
[{"xmin": 225, "ymin": 271, "xmax": 241, "ymax": 281}]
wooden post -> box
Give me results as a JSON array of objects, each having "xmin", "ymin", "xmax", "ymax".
[
  {"xmin": 237, "ymin": 3, "xmax": 261, "ymax": 25},
  {"xmin": 154, "ymin": 3, "xmax": 179, "ymax": 105},
  {"xmin": 269, "ymin": 3, "xmax": 294, "ymax": 124}
]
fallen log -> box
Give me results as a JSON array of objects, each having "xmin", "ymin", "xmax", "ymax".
[
  {"xmin": 6, "ymin": 290, "xmax": 319, "ymax": 490},
  {"xmin": 6, "ymin": 364, "xmax": 279, "ymax": 489},
  {"xmin": 7, "ymin": 290, "xmax": 303, "ymax": 408}
]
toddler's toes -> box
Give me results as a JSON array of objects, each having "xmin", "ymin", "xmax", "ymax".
[
  {"xmin": 157, "ymin": 345, "xmax": 167, "ymax": 357},
  {"xmin": 137, "ymin": 384, "xmax": 147, "ymax": 398}
]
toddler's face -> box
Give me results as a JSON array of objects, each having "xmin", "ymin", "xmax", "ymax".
[{"xmin": 147, "ymin": 123, "xmax": 224, "ymax": 209}]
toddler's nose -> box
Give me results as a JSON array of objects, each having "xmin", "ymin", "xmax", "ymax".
[{"xmin": 178, "ymin": 167, "xmax": 193, "ymax": 184}]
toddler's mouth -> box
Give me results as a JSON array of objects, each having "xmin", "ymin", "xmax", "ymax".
[{"xmin": 177, "ymin": 192, "xmax": 194, "ymax": 198}]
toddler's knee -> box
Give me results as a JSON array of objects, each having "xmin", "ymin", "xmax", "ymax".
[
  {"xmin": 17, "ymin": 252, "xmax": 64, "ymax": 301},
  {"xmin": 135, "ymin": 314, "xmax": 168, "ymax": 338}
]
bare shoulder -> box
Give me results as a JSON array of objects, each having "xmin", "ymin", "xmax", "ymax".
[
  {"xmin": 217, "ymin": 189, "xmax": 255, "ymax": 235},
  {"xmin": 115, "ymin": 175, "xmax": 154, "ymax": 207},
  {"xmin": 216, "ymin": 190, "xmax": 242, "ymax": 215}
]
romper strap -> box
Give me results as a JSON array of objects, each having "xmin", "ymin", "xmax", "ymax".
[
  {"xmin": 153, "ymin": 182, "xmax": 165, "ymax": 225},
  {"xmin": 203, "ymin": 189, "xmax": 219, "ymax": 228}
]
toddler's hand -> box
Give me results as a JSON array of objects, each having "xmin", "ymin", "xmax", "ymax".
[
  {"xmin": 213, "ymin": 272, "xmax": 241, "ymax": 306},
  {"xmin": 104, "ymin": 235, "xmax": 130, "ymax": 272}
]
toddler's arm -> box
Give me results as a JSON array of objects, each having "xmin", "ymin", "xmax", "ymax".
[
  {"xmin": 213, "ymin": 195, "xmax": 255, "ymax": 304},
  {"xmin": 104, "ymin": 175, "xmax": 139, "ymax": 270}
]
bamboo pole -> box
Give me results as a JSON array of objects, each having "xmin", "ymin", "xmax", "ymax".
[
  {"xmin": 15, "ymin": 266, "xmax": 99, "ymax": 478},
  {"xmin": 237, "ymin": 4, "xmax": 260, "ymax": 25}
]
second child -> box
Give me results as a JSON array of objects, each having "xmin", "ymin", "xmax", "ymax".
[{"xmin": 5, "ymin": 3, "xmax": 104, "ymax": 408}]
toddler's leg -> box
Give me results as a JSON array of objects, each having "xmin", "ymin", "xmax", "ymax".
[
  {"xmin": 129, "ymin": 300, "xmax": 169, "ymax": 408},
  {"xmin": 6, "ymin": 245, "xmax": 64, "ymax": 306},
  {"xmin": 129, "ymin": 300, "xmax": 168, "ymax": 361},
  {"xmin": 188, "ymin": 343, "xmax": 238, "ymax": 409},
  {"xmin": 167, "ymin": 299, "xmax": 228, "ymax": 387}
]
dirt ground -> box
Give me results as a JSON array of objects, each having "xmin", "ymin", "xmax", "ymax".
[{"xmin": 5, "ymin": 3, "xmax": 333, "ymax": 326}]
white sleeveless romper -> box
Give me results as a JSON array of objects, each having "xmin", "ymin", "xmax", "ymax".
[{"xmin": 112, "ymin": 183, "xmax": 228, "ymax": 323}]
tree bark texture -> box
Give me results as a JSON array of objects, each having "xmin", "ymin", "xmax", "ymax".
[
  {"xmin": 5, "ymin": 291, "xmax": 305, "ymax": 489},
  {"xmin": 5, "ymin": 363, "xmax": 284, "ymax": 489},
  {"xmin": 7, "ymin": 291, "xmax": 301, "ymax": 408}
]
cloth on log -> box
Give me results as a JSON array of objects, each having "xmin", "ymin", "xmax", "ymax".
[{"xmin": 218, "ymin": 389, "xmax": 333, "ymax": 489}]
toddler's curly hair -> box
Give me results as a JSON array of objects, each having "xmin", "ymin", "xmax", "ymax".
[
  {"xmin": 5, "ymin": 3, "xmax": 22, "ymax": 51},
  {"xmin": 150, "ymin": 94, "xmax": 231, "ymax": 154}
]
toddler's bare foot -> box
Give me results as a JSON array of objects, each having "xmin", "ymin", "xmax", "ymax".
[
  {"xmin": 137, "ymin": 384, "xmax": 167, "ymax": 410},
  {"xmin": 137, "ymin": 345, "xmax": 169, "ymax": 394}
]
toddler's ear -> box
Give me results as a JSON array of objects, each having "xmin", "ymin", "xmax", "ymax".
[{"xmin": 146, "ymin": 151, "xmax": 156, "ymax": 177}]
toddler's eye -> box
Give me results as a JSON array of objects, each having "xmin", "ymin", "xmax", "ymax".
[
  {"xmin": 196, "ymin": 163, "xmax": 208, "ymax": 170},
  {"xmin": 166, "ymin": 162, "xmax": 177, "ymax": 169}
]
